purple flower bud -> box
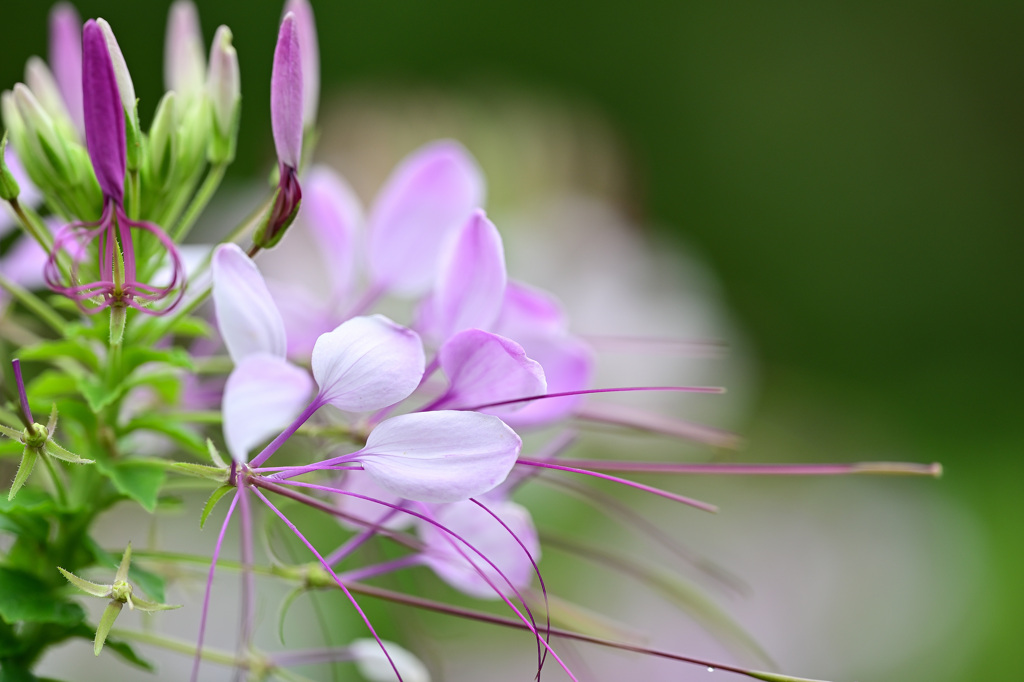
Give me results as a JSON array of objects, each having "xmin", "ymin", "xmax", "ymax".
[
  {"xmin": 48, "ymin": 3, "xmax": 84, "ymax": 134},
  {"xmin": 94, "ymin": 19, "xmax": 135, "ymax": 117},
  {"xmin": 82, "ymin": 19, "xmax": 126, "ymax": 203},
  {"xmin": 283, "ymin": 0, "xmax": 319, "ymax": 128},
  {"xmin": 270, "ymin": 12, "xmax": 303, "ymax": 170}
]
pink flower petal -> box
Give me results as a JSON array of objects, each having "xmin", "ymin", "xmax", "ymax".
[
  {"xmin": 223, "ymin": 353, "xmax": 313, "ymax": 462},
  {"xmin": 82, "ymin": 19, "xmax": 126, "ymax": 203},
  {"xmin": 164, "ymin": 1, "xmax": 206, "ymax": 96},
  {"xmin": 334, "ymin": 471, "xmax": 413, "ymax": 532},
  {"xmin": 420, "ymin": 209, "xmax": 506, "ymax": 340},
  {"xmin": 355, "ymin": 411, "xmax": 521, "ymax": 503},
  {"xmin": 311, "ymin": 315, "xmax": 424, "ymax": 412},
  {"xmin": 434, "ymin": 329, "xmax": 546, "ymax": 415},
  {"xmin": 48, "ymin": 3, "xmax": 84, "ymax": 134},
  {"xmin": 212, "ymin": 243, "xmax": 287, "ymax": 362},
  {"xmin": 419, "ymin": 499, "xmax": 539, "ymax": 599},
  {"xmin": 501, "ymin": 335, "xmax": 594, "ymax": 428},
  {"xmin": 283, "ymin": 0, "xmax": 319, "ymax": 127},
  {"xmin": 270, "ymin": 13, "xmax": 303, "ymax": 169},
  {"xmin": 367, "ymin": 140, "xmax": 484, "ymax": 296},
  {"xmin": 494, "ymin": 280, "xmax": 567, "ymax": 339}
]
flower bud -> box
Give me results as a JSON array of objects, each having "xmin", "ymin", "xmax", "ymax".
[
  {"xmin": 147, "ymin": 91, "xmax": 178, "ymax": 188},
  {"xmin": 0, "ymin": 133, "xmax": 22, "ymax": 201},
  {"xmin": 25, "ymin": 57, "xmax": 78, "ymax": 143},
  {"xmin": 12, "ymin": 83, "xmax": 73, "ymax": 185},
  {"xmin": 95, "ymin": 19, "xmax": 141, "ymax": 172},
  {"xmin": 164, "ymin": 1, "xmax": 206, "ymax": 99},
  {"xmin": 206, "ymin": 25, "xmax": 240, "ymax": 164}
]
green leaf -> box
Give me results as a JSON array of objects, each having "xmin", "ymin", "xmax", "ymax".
[
  {"xmin": 0, "ymin": 488, "xmax": 55, "ymax": 516},
  {"xmin": 200, "ymin": 485, "xmax": 234, "ymax": 529},
  {"xmin": 19, "ymin": 340, "xmax": 99, "ymax": 373},
  {"xmin": 26, "ymin": 370, "xmax": 78, "ymax": 400},
  {"xmin": 122, "ymin": 346, "xmax": 195, "ymax": 375},
  {"xmin": 167, "ymin": 316, "xmax": 213, "ymax": 338},
  {"xmin": 75, "ymin": 377, "xmax": 127, "ymax": 413},
  {"xmin": 0, "ymin": 567, "xmax": 86, "ymax": 626},
  {"xmin": 93, "ymin": 458, "xmax": 166, "ymax": 513},
  {"xmin": 123, "ymin": 416, "xmax": 206, "ymax": 456}
]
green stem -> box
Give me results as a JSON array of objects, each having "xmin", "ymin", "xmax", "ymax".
[
  {"xmin": 39, "ymin": 452, "xmax": 68, "ymax": 507},
  {"xmin": 0, "ymin": 273, "xmax": 65, "ymax": 334},
  {"xmin": 108, "ymin": 628, "xmax": 244, "ymax": 668},
  {"xmin": 8, "ymin": 199, "xmax": 53, "ymax": 252},
  {"xmin": 171, "ymin": 163, "xmax": 227, "ymax": 242}
]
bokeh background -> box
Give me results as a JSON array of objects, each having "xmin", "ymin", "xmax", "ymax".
[{"xmin": 3, "ymin": 1, "xmax": 1022, "ymax": 680}]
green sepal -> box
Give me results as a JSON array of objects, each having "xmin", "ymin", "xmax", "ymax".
[
  {"xmin": 8, "ymin": 448, "xmax": 38, "ymax": 500},
  {"xmin": 170, "ymin": 462, "xmax": 230, "ymax": 483},
  {"xmin": 206, "ymin": 438, "xmax": 227, "ymax": 468},
  {"xmin": 0, "ymin": 132, "xmax": 21, "ymax": 200},
  {"xmin": 93, "ymin": 600, "xmax": 123, "ymax": 655},
  {"xmin": 200, "ymin": 485, "xmax": 234, "ymax": 529},
  {"xmin": 129, "ymin": 595, "xmax": 181, "ymax": 613},
  {"xmin": 44, "ymin": 440, "xmax": 93, "ymax": 464},
  {"xmin": 0, "ymin": 424, "xmax": 25, "ymax": 441},
  {"xmin": 57, "ymin": 567, "xmax": 111, "ymax": 598}
]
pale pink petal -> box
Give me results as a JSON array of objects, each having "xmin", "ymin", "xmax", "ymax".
[
  {"xmin": 267, "ymin": 279, "xmax": 336, "ymax": 357},
  {"xmin": 419, "ymin": 499, "xmax": 539, "ymax": 599},
  {"xmin": 261, "ymin": 165, "xmax": 362, "ymax": 307},
  {"xmin": 164, "ymin": 0, "xmax": 206, "ymax": 96},
  {"xmin": 311, "ymin": 315, "xmax": 424, "ymax": 412},
  {"xmin": 434, "ymin": 329, "xmax": 546, "ymax": 415},
  {"xmin": 420, "ymin": 209, "xmax": 506, "ymax": 340},
  {"xmin": 222, "ymin": 353, "xmax": 313, "ymax": 463},
  {"xmin": 501, "ymin": 335, "xmax": 594, "ymax": 428},
  {"xmin": 212, "ymin": 243, "xmax": 287, "ymax": 362},
  {"xmin": 350, "ymin": 639, "xmax": 431, "ymax": 682},
  {"xmin": 367, "ymin": 141, "xmax": 484, "ymax": 296},
  {"xmin": 354, "ymin": 411, "xmax": 521, "ymax": 503},
  {"xmin": 494, "ymin": 280, "xmax": 567, "ymax": 339}
]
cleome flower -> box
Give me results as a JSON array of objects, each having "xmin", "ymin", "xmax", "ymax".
[{"xmin": 42, "ymin": 20, "xmax": 185, "ymax": 317}]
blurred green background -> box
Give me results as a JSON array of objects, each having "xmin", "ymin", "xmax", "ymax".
[{"xmin": 4, "ymin": 1, "xmax": 1021, "ymax": 679}]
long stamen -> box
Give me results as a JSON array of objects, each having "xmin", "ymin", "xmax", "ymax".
[
  {"xmin": 190, "ymin": 490, "xmax": 241, "ymax": 682},
  {"xmin": 515, "ymin": 459, "xmax": 719, "ymax": 513},
  {"xmin": 249, "ymin": 486, "xmax": 404, "ymax": 682},
  {"xmin": 456, "ymin": 385, "xmax": 726, "ymax": 413}
]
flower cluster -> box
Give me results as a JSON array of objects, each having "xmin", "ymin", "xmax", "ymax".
[{"xmin": 0, "ymin": 2, "xmax": 940, "ymax": 682}]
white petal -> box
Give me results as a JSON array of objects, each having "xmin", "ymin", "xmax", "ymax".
[
  {"xmin": 419, "ymin": 499, "xmax": 539, "ymax": 599},
  {"xmin": 356, "ymin": 411, "xmax": 521, "ymax": 503},
  {"xmin": 350, "ymin": 639, "xmax": 431, "ymax": 682},
  {"xmin": 311, "ymin": 315, "xmax": 424, "ymax": 412},
  {"xmin": 222, "ymin": 353, "xmax": 313, "ymax": 462},
  {"xmin": 212, "ymin": 243, "xmax": 287, "ymax": 362}
]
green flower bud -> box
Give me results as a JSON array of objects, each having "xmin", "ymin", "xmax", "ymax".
[
  {"xmin": 206, "ymin": 25, "xmax": 240, "ymax": 164},
  {"xmin": 147, "ymin": 91, "xmax": 178, "ymax": 189},
  {"xmin": 25, "ymin": 56, "xmax": 79, "ymax": 143},
  {"xmin": 0, "ymin": 133, "xmax": 22, "ymax": 201},
  {"xmin": 13, "ymin": 83, "xmax": 73, "ymax": 186}
]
